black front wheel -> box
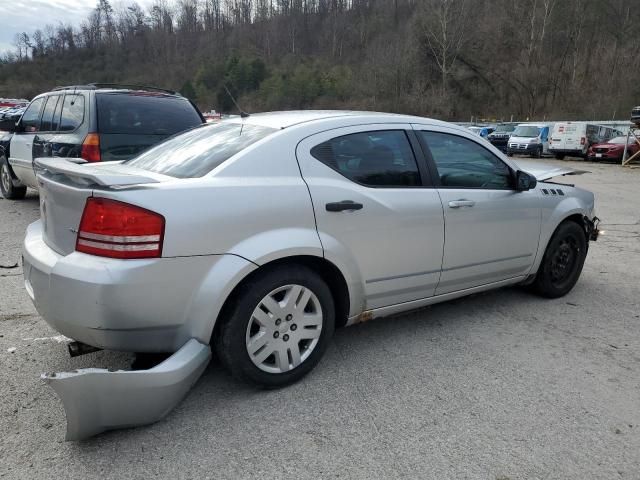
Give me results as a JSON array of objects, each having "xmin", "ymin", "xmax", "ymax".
[
  {"xmin": 532, "ymin": 221, "xmax": 588, "ymax": 298},
  {"xmin": 0, "ymin": 156, "xmax": 26, "ymax": 200}
]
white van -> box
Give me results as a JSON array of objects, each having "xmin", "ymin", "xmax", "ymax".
[
  {"xmin": 549, "ymin": 122, "xmax": 620, "ymax": 159},
  {"xmin": 507, "ymin": 123, "xmax": 553, "ymax": 158}
]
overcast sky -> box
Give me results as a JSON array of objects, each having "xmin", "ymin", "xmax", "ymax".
[{"xmin": 0, "ymin": 0, "xmax": 154, "ymax": 55}]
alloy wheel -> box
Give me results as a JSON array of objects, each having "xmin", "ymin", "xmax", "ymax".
[
  {"xmin": 1, "ymin": 163, "xmax": 11, "ymax": 193},
  {"xmin": 246, "ymin": 284, "xmax": 323, "ymax": 374}
]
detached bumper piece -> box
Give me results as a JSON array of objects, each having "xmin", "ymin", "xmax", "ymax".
[
  {"xmin": 42, "ymin": 339, "xmax": 211, "ymax": 441},
  {"xmin": 585, "ymin": 216, "xmax": 601, "ymax": 242}
]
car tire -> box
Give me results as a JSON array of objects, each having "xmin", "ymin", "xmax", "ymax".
[
  {"xmin": 0, "ymin": 156, "xmax": 26, "ymax": 200},
  {"xmin": 555, "ymin": 154, "xmax": 565, "ymax": 160},
  {"xmin": 532, "ymin": 221, "xmax": 587, "ymax": 298},
  {"xmin": 533, "ymin": 147, "xmax": 543, "ymax": 159},
  {"xmin": 215, "ymin": 264, "xmax": 335, "ymax": 389}
]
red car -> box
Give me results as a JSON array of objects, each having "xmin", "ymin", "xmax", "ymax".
[{"xmin": 587, "ymin": 136, "xmax": 639, "ymax": 162}]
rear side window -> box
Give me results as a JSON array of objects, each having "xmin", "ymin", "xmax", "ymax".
[
  {"xmin": 40, "ymin": 95, "xmax": 61, "ymax": 132},
  {"xmin": 20, "ymin": 97, "xmax": 45, "ymax": 132},
  {"xmin": 59, "ymin": 94, "xmax": 85, "ymax": 131},
  {"xmin": 311, "ymin": 130, "xmax": 421, "ymax": 187},
  {"xmin": 125, "ymin": 123, "xmax": 276, "ymax": 178},
  {"xmin": 96, "ymin": 93, "xmax": 202, "ymax": 136}
]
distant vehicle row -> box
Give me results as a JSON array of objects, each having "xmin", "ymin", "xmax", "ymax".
[{"xmin": 466, "ymin": 121, "xmax": 624, "ymax": 160}]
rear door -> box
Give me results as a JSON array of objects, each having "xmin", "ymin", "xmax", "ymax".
[
  {"xmin": 559, "ymin": 123, "xmax": 583, "ymax": 153},
  {"xmin": 96, "ymin": 93, "xmax": 203, "ymax": 161},
  {"xmin": 32, "ymin": 94, "xmax": 62, "ymax": 159},
  {"xmin": 9, "ymin": 96, "xmax": 45, "ymax": 188},
  {"xmin": 33, "ymin": 93, "xmax": 87, "ymax": 161},
  {"xmin": 415, "ymin": 126, "xmax": 541, "ymax": 295},
  {"xmin": 297, "ymin": 125, "xmax": 445, "ymax": 310}
]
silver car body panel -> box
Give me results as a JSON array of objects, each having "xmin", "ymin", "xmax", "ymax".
[
  {"xmin": 42, "ymin": 339, "xmax": 211, "ymax": 441},
  {"xmin": 22, "ymin": 111, "xmax": 596, "ymax": 439}
]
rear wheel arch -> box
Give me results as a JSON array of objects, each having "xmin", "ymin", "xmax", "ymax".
[{"xmin": 211, "ymin": 255, "xmax": 351, "ymax": 345}]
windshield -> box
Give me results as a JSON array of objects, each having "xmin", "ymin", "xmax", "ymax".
[
  {"xmin": 125, "ymin": 122, "xmax": 277, "ymax": 178},
  {"xmin": 512, "ymin": 126, "xmax": 541, "ymax": 137},
  {"xmin": 494, "ymin": 124, "xmax": 515, "ymax": 133}
]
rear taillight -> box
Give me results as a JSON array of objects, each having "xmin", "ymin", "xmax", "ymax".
[
  {"xmin": 580, "ymin": 137, "xmax": 586, "ymax": 145},
  {"xmin": 81, "ymin": 133, "xmax": 101, "ymax": 162},
  {"xmin": 76, "ymin": 198, "xmax": 164, "ymax": 259}
]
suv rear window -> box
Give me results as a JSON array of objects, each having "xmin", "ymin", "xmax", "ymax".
[
  {"xmin": 125, "ymin": 123, "xmax": 277, "ymax": 178},
  {"xmin": 96, "ymin": 93, "xmax": 202, "ymax": 135}
]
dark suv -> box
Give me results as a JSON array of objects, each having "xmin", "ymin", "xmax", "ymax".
[
  {"xmin": 0, "ymin": 84, "xmax": 204, "ymax": 199},
  {"xmin": 487, "ymin": 123, "xmax": 517, "ymax": 153}
]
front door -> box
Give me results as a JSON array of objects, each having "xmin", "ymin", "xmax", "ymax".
[
  {"xmin": 415, "ymin": 126, "xmax": 541, "ymax": 295},
  {"xmin": 296, "ymin": 125, "xmax": 445, "ymax": 310},
  {"xmin": 9, "ymin": 96, "xmax": 46, "ymax": 189}
]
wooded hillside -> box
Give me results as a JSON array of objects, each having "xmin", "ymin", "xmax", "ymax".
[{"xmin": 1, "ymin": 0, "xmax": 639, "ymax": 121}]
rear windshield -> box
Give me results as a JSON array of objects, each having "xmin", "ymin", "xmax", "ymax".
[
  {"xmin": 124, "ymin": 122, "xmax": 277, "ymax": 178},
  {"xmin": 96, "ymin": 93, "xmax": 202, "ymax": 136},
  {"xmin": 513, "ymin": 126, "xmax": 540, "ymax": 137}
]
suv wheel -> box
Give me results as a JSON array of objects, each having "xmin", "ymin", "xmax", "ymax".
[
  {"xmin": 216, "ymin": 265, "xmax": 335, "ymax": 388},
  {"xmin": 532, "ymin": 221, "xmax": 587, "ymax": 298},
  {"xmin": 555, "ymin": 153, "xmax": 565, "ymax": 160},
  {"xmin": 0, "ymin": 156, "xmax": 26, "ymax": 200}
]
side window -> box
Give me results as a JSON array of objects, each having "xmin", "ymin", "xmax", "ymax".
[
  {"xmin": 310, "ymin": 130, "xmax": 421, "ymax": 187},
  {"xmin": 40, "ymin": 95, "xmax": 61, "ymax": 132},
  {"xmin": 19, "ymin": 97, "xmax": 45, "ymax": 133},
  {"xmin": 51, "ymin": 94, "xmax": 63, "ymax": 132},
  {"xmin": 419, "ymin": 131, "xmax": 512, "ymax": 189},
  {"xmin": 59, "ymin": 94, "xmax": 85, "ymax": 132}
]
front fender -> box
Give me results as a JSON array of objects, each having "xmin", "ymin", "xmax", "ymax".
[{"xmin": 530, "ymin": 192, "xmax": 593, "ymax": 273}]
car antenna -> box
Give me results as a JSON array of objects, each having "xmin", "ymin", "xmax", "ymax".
[{"xmin": 223, "ymin": 84, "xmax": 250, "ymax": 119}]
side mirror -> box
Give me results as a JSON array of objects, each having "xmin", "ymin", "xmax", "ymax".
[
  {"xmin": 515, "ymin": 170, "xmax": 537, "ymax": 191},
  {"xmin": 0, "ymin": 118, "xmax": 18, "ymax": 133}
]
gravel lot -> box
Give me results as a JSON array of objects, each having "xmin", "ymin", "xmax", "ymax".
[{"xmin": 1, "ymin": 158, "xmax": 639, "ymax": 480}]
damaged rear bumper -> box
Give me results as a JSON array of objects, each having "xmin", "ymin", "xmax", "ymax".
[{"xmin": 42, "ymin": 339, "xmax": 211, "ymax": 441}]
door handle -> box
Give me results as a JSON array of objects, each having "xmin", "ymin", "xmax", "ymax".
[
  {"xmin": 448, "ymin": 200, "xmax": 476, "ymax": 209},
  {"xmin": 326, "ymin": 200, "xmax": 364, "ymax": 212}
]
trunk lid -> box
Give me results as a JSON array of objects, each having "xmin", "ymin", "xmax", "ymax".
[{"xmin": 35, "ymin": 158, "xmax": 164, "ymax": 255}]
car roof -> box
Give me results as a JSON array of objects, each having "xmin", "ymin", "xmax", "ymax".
[
  {"xmin": 225, "ymin": 110, "xmax": 455, "ymax": 130},
  {"xmin": 51, "ymin": 84, "xmax": 183, "ymax": 97}
]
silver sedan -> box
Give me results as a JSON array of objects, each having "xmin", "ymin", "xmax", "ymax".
[{"xmin": 22, "ymin": 111, "xmax": 599, "ymax": 439}]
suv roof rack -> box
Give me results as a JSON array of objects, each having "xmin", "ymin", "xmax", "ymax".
[{"xmin": 52, "ymin": 83, "xmax": 179, "ymax": 95}]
